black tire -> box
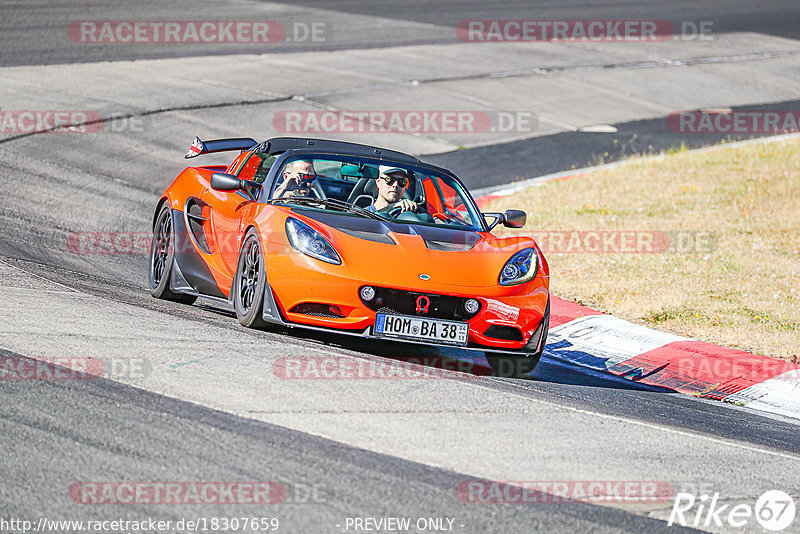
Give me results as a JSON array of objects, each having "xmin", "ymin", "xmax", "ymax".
[
  {"xmin": 486, "ymin": 351, "xmax": 542, "ymax": 378},
  {"xmin": 148, "ymin": 204, "xmax": 196, "ymax": 304},
  {"xmin": 234, "ymin": 228, "xmax": 269, "ymax": 328}
]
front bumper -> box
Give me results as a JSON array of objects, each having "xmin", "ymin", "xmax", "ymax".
[{"xmin": 261, "ymin": 273, "xmax": 549, "ymax": 357}]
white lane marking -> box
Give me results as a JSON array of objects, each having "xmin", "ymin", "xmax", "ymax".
[
  {"xmin": 468, "ymin": 379, "xmax": 800, "ymax": 462},
  {"xmin": 0, "ymin": 287, "xmax": 87, "ymax": 295},
  {"xmin": 0, "ymin": 258, "xmax": 81, "ymax": 293}
]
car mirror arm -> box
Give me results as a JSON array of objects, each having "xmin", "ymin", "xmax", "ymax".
[
  {"xmin": 482, "ymin": 210, "xmax": 527, "ymax": 230},
  {"xmin": 482, "ymin": 212, "xmax": 504, "ymax": 231},
  {"xmin": 241, "ymin": 179, "xmax": 260, "ymax": 202}
]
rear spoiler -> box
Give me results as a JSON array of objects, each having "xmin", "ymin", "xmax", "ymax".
[{"xmin": 185, "ymin": 136, "xmax": 259, "ymax": 159}]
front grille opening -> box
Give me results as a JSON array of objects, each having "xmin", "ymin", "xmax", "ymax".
[
  {"xmin": 483, "ymin": 325, "xmax": 523, "ymax": 341},
  {"xmin": 289, "ymin": 303, "xmax": 345, "ymax": 318},
  {"xmin": 360, "ymin": 287, "xmax": 480, "ymax": 321}
]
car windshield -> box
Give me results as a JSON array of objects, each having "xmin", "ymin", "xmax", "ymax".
[{"xmin": 266, "ymin": 155, "xmax": 484, "ymax": 231}]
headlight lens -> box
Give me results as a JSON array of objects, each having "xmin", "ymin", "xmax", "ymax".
[
  {"xmin": 499, "ymin": 248, "xmax": 537, "ymax": 286},
  {"xmin": 286, "ymin": 218, "xmax": 341, "ymax": 265}
]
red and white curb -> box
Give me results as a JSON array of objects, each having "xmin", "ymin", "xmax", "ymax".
[{"xmin": 546, "ymin": 297, "xmax": 800, "ymax": 420}]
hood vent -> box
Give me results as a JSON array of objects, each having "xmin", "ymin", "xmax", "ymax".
[
  {"xmin": 424, "ymin": 239, "xmax": 477, "ymax": 251},
  {"xmin": 337, "ymin": 227, "xmax": 396, "ymax": 245}
]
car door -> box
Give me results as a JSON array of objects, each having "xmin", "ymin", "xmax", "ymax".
[{"xmin": 200, "ymin": 152, "xmax": 265, "ymax": 289}]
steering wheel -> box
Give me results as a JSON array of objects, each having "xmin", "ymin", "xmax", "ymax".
[{"xmin": 386, "ymin": 201, "xmax": 422, "ymax": 218}]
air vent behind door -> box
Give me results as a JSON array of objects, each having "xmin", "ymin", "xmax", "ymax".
[{"xmin": 185, "ymin": 198, "xmax": 211, "ymax": 254}]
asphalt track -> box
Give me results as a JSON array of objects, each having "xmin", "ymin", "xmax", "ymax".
[
  {"xmin": 3, "ymin": 349, "xmax": 698, "ymax": 534},
  {"xmin": 3, "ymin": 0, "xmax": 800, "ymax": 66},
  {"xmin": 1, "ymin": 1, "xmax": 800, "ymax": 533}
]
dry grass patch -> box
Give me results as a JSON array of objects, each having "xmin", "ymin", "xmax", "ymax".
[{"xmin": 487, "ymin": 137, "xmax": 800, "ymax": 361}]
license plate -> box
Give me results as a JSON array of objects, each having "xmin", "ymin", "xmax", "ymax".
[{"xmin": 374, "ymin": 313, "xmax": 468, "ymax": 346}]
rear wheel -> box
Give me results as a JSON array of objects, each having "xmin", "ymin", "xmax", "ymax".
[
  {"xmin": 234, "ymin": 229, "xmax": 268, "ymax": 328},
  {"xmin": 486, "ymin": 352, "xmax": 542, "ymax": 378},
  {"xmin": 148, "ymin": 204, "xmax": 196, "ymax": 304}
]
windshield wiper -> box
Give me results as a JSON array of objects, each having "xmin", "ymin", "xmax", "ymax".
[{"xmin": 268, "ymin": 197, "xmax": 388, "ymax": 221}]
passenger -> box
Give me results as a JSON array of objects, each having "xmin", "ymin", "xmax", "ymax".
[
  {"xmin": 273, "ymin": 159, "xmax": 316, "ymax": 198},
  {"xmin": 366, "ymin": 166, "xmax": 417, "ymax": 213}
]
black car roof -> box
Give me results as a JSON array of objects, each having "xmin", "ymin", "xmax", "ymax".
[{"xmin": 262, "ymin": 137, "xmax": 421, "ymax": 165}]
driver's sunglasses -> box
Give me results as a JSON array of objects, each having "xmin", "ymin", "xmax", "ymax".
[
  {"xmin": 296, "ymin": 172, "xmax": 317, "ymax": 186},
  {"xmin": 380, "ymin": 176, "xmax": 408, "ymax": 188}
]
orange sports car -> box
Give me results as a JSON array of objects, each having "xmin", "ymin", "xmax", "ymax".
[{"xmin": 149, "ymin": 137, "xmax": 549, "ymax": 376}]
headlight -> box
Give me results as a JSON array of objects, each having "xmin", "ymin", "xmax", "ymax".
[
  {"xmin": 499, "ymin": 248, "xmax": 537, "ymax": 286},
  {"xmin": 286, "ymin": 218, "xmax": 341, "ymax": 265}
]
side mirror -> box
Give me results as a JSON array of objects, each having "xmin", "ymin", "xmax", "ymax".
[
  {"xmin": 210, "ymin": 172, "xmax": 243, "ymax": 191},
  {"xmin": 502, "ymin": 209, "xmax": 527, "ymax": 228},
  {"xmin": 211, "ymin": 172, "xmax": 259, "ymax": 201}
]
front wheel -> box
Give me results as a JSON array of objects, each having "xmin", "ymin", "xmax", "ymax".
[
  {"xmin": 486, "ymin": 352, "xmax": 542, "ymax": 378},
  {"xmin": 148, "ymin": 204, "xmax": 196, "ymax": 304},
  {"xmin": 234, "ymin": 229, "xmax": 269, "ymax": 328}
]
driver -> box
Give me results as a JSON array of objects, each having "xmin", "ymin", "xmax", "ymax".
[
  {"xmin": 366, "ymin": 166, "xmax": 417, "ymax": 214},
  {"xmin": 273, "ymin": 159, "xmax": 316, "ymax": 198}
]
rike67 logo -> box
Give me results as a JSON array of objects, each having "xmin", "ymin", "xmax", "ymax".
[{"xmin": 668, "ymin": 490, "xmax": 796, "ymax": 531}]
